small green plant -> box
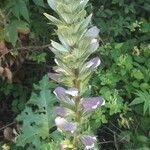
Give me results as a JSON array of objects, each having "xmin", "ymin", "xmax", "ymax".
[
  {"xmin": 130, "ymin": 90, "xmax": 150, "ymax": 115},
  {"xmin": 44, "ymin": 0, "xmax": 105, "ymax": 149},
  {"xmin": 15, "ymin": 76, "xmax": 57, "ymax": 149}
]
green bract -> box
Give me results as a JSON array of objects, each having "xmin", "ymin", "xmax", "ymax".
[{"xmin": 44, "ymin": 0, "xmax": 100, "ymax": 93}]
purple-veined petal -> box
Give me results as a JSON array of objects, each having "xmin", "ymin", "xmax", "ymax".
[
  {"xmin": 53, "ymin": 87, "xmax": 67, "ymax": 101},
  {"xmin": 81, "ymin": 57, "xmax": 101, "ymax": 74},
  {"xmin": 53, "ymin": 87, "xmax": 75, "ymax": 105},
  {"xmin": 65, "ymin": 88, "xmax": 79, "ymax": 96},
  {"xmin": 85, "ymin": 57, "xmax": 101, "ymax": 69},
  {"xmin": 48, "ymin": 73, "xmax": 61, "ymax": 82},
  {"xmin": 80, "ymin": 135, "xmax": 97, "ymax": 150},
  {"xmin": 55, "ymin": 106, "xmax": 73, "ymax": 117},
  {"xmin": 81, "ymin": 97, "xmax": 105, "ymax": 112},
  {"xmin": 55, "ymin": 117, "xmax": 77, "ymax": 133},
  {"xmin": 85, "ymin": 26, "xmax": 100, "ymax": 38},
  {"xmin": 63, "ymin": 121, "xmax": 77, "ymax": 133}
]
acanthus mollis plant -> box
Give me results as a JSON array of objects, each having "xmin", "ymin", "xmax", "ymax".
[{"xmin": 44, "ymin": 0, "xmax": 105, "ymax": 149}]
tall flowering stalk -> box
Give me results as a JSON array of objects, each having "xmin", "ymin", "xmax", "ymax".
[{"xmin": 44, "ymin": 0, "xmax": 105, "ymax": 149}]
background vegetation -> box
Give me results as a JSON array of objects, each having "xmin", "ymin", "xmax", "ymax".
[{"xmin": 0, "ymin": 0, "xmax": 149, "ymax": 149}]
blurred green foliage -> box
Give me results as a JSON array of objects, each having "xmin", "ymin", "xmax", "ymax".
[{"xmin": 88, "ymin": 0, "xmax": 150, "ymax": 149}]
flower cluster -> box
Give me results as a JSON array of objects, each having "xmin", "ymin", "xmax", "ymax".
[{"xmin": 45, "ymin": 0, "xmax": 105, "ymax": 149}]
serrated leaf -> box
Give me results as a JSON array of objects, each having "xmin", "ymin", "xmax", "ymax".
[
  {"xmin": 16, "ymin": 76, "xmax": 56, "ymax": 147},
  {"xmin": 34, "ymin": 75, "xmax": 55, "ymax": 91}
]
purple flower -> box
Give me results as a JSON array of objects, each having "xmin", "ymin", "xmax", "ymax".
[
  {"xmin": 54, "ymin": 87, "xmax": 75, "ymax": 105},
  {"xmin": 65, "ymin": 88, "xmax": 78, "ymax": 96},
  {"xmin": 81, "ymin": 57, "xmax": 101, "ymax": 74},
  {"xmin": 53, "ymin": 87, "xmax": 73, "ymax": 105},
  {"xmin": 81, "ymin": 97, "xmax": 105, "ymax": 112},
  {"xmin": 48, "ymin": 73, "xmax": 61, "ymax": 82},
  {"xmin": 54, "ymin": 87, "xmax": 67, "ymax": 100},
  {"xmin": 85, "ymin": 57, "xmax": 101, "ymax": 69},
  {"xmin": 85, "ymin": 26, "xmax": 100, "ymax": 38},
  {"xmin": 55, "ymin": 117, "xmax": 77, "ymax": 133},
  {"xmin": 80, "ymin": 135, "xmax": 97, "ymax": 149},
  {"xmin": 55, "ymin": 106, "xmax": 73, "ymax": 117}
]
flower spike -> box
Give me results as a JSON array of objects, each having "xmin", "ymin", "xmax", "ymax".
[{"xmin": 45, "ymin": 0, "xmax": 105, "ymax": 149}]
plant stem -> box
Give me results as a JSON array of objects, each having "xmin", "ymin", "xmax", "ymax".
[{"xmin": 72, "ymin": 69, "xmax": 81, "ymax": 149}]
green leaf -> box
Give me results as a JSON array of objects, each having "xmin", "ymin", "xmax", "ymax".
[
  {"xmin": 4, "ymin": 20, "xmax": 29, "ymax": 46},
  {"xmin": 14, "ymin": 20, "xmax": 30, "ymax": 34},
  {"xmin": 137, "ymin": 135, "xmax": 149, "ymax": 144},
  {"xmin": 130, "ymin": 97, "xmax": 144, "ymax": 105},
  {"xmin": 115, "ymin": 43, "xmax": 123, "ymax": 49},
  {"xmin": 130, "ymin": 90, "xmax": 150, "ymax": 115},
  {"xmin": 40, "ymin": 141, "xmax": 60, "ymax": 150},
  {"xmin": 16, "ymin": 76, "xmax": 56, "ymax": 147},
  {"xmin": 132, "ymin": 69, "xmax": 144, "ymax": 80},
  {"xmin": 31, "ymin": 52, "xmax": 47, "ymax": 63},
  {"xmin": 33, "ymin": 0, "xmax": 45, "ymax": 7},
  {"xmin": 12, "ymin": 3, "xmax": 20, "ymax": 19},
  {"xmin": 141, "ymin": 20, "xmax": 150, "ymax": 33},
  {"xmin": 5, "ymin": 22, "xmax": 18, "ymax": 46},
  {"xmin": 112, "ymin": 0, "xmax": 119, "ymax": 4},
  {"xmin": 19, "ymin": 0, "xmax": 29, "ymax": 22}
]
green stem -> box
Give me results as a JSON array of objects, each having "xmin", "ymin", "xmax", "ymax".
[{"xmin": 72, "ymin": 69, "xmax": 81, "ymax": 149}]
